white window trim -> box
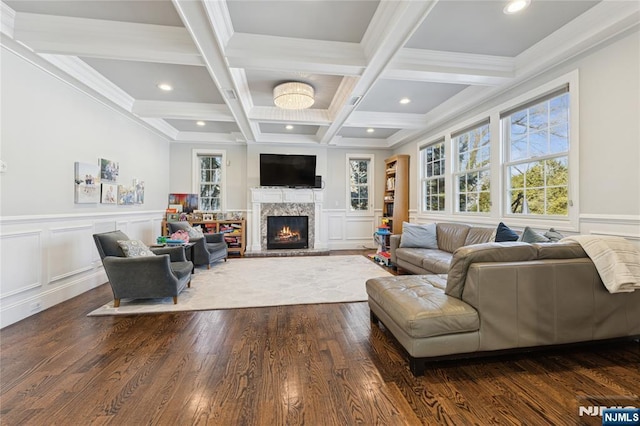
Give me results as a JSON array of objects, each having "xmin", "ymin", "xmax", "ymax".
[
  {"xmin": 500, "ymin": 71, "xmax": 579, "ymax": 231},
  {"xmin": 419, "ymin": 139, "xmax": 448, "ymax": 215},
  {"xmin": 192, "ymin": 148, "xmax": 227, "ymax": 212},
  {"xmin": 413, "ymin": 70, "xmax": 579, "ymax": 231},
  {"xmin": 453, "ymin": 121, "xmax": 491, "ymax": 215},
  {"xmin": 346, "ymin": 153, "xmax": 374, "ymax": 216}
]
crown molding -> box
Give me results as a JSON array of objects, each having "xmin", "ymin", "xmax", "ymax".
[
  {"xmin": 249, "ymin": 106, "xmax": 331, "ymax": 126},
  {"xmin": 387, "ymin": 48, "xmax": 515, "ymax": 86},
  {"xmin": 40, "ymin": 54, "xmax": 135, "ymax": 111},
  {"xmin": 140, "ymin": 118, "xmax": 179, "ymax": 139},
  {"xmin": 174, "ymin": 131, "xmax": 242, "ymax": 144},
  {"xmin": 12, "ymin": 12, "xmax": 203, "ymax": 65},
  {"xmin": 1, "ymin": 2, "xmax": 15, "ymax": 38},
  {"xmin": 225, "ymin": 32, "xmax": 365, "ymax": 76},
  {"xmin": 345, "ymin": 111, "xmax": 425, "ymax": 129},
  {"xmin": 132, "ymin": 100, "xmax": 234, "ymax": 121}
]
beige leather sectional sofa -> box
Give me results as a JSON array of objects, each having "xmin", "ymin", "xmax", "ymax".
[{"xmin": 368, "ymin": 230, "xmax": 640, "ymax": 376}]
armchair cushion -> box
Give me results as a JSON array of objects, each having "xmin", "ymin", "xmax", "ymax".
[{"xmin": 117, "ymin": 240, "xmax": 156, "ymax": 257}]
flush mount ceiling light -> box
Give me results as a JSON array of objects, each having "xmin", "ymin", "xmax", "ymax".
[
  {"xmin": 273, "ymin": 82, "xmax": 315, "ymax": 110},
  {"xmin": 399, "ymin": 97, "xmax": 411, "ymax": 104},
  {"xmin": 504, "ymin": 0, "xmax": 530, "ymax": 14},
  {"xmin": 157, "ymin": 83, "xmax": 173, "ymax": 91}
]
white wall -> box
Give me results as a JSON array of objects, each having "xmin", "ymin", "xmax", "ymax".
[
  {"xmin": 0, "ymin": 46, "xmax": 171, "ymax": 327},
  {"xmin": 395, "ymin": 30, "xmax": 640, "ymax": 241}
]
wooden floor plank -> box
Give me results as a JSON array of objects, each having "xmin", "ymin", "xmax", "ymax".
[{"xmin": 1, "ymin": 252, "xmax": 639, "ymax": 425}]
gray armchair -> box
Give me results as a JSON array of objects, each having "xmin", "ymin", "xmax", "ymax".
[
  {"xmin": 167, "ymin": 222, "xmax": 228, "ymax": 269},
  {"xmin": 93, "ymin": 230, "xmax": 193, "ymax": 307}
]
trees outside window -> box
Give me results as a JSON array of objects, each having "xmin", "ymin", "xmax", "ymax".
[
  {"xmin": 454, "ymin": 122, "xmax": 490, "ymax": 213},
  {"xmin": 503, "ymin": 90, "xmax": 569, "ymax": 216},
  {"xmin": 347, "ymin": 155, "xmax": 373, "ymax": 214},
  {"xmin": 421, "ymin": 141, "xmax": 446, "ymax": 212}
]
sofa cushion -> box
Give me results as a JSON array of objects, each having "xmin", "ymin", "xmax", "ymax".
[
  {"xmin": 117, "ymin": 240, "xmax": 155, "ymax": 257},
  {"xmin": 436, "ymin": 223, "xmax": 470, "ymax": 253},
  {"xmin": 534, "ymin": 242, "xmax": 587, "ymax": 259},
  {"xmin": 366, "ymin": 275, "xmax": 479, "ymax": 339},
  {"xmin": 421, "ymin": 250, "xmax": 453, "ymax": 274},
  {"xmin": 495, "ymin": 222, "xmax": 519, "ymax": 242},
  {"xmin": 518, "ymin": 226, "xmax": 550, "ymax": 243},
  {"xmin": 399, "ymin": 222, "xmax": 438, "ymax": 249},
  {"xmin": 396, "ymin": 247, "xmax": 439, "ymax": 269},
  {"xmin": 544, "ymin": 228, "xmax": 565, "ymax": 242},
  {"xmin": 445, "ymin": 242, "xmax": 538, "ymax": 298},
  {"xmin": 464, "ymin": 227, "xmax": 495, "ymax": 246}
]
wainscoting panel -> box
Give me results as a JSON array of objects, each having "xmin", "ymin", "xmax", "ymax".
[
  {"xmin": 345, "ymin": 218, "xmax": 375, "ymax": 240},
  {"xmin": 0, "ymin": 230, "xmax": 43, "ymax": 299},
  {"xmin": 328, "ymin": 214, "xmax": 344, "ymax": 240},
  {"xmin": 0, "ymin": 211, "xmax": 164, "ymax": 328},
  {"xmin": 48, "ymin": 224, "xmax": 95, "ymax": 283},
  {"xmin": 324, "ymin": 209, "xmax": 377, "ymax": 250}
]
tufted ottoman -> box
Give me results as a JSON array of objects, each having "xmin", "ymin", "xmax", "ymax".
[{"xmin": 366, "ymin": 274, "xmax": 480, "ymax": 375}]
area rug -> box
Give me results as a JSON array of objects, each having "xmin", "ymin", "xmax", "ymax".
[{"xmin": 87, "ymin": 255, "xmax": 391, "ymax": 316}]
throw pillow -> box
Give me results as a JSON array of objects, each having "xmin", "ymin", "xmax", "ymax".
[
  {"xmin": 544, "ymin": 228, "xmax": 564, "ymax": 242},
  {"xmin": 494, "ymin": 222, "xmax": 519, "ymax": 242},
  {"xmin": 117, "ymin": 240, "xmax": 155, "ymax": 257},
  {"xmin": 518, "ymin": 226, "xmax": 550, "ymax": 243},
  {"xmin": 187, "ymin": 225, "xmax": 204, "ymax": 239},
  {"xmin": 399, "ymin": 222, "xmax": 438, "ymax": 249}
]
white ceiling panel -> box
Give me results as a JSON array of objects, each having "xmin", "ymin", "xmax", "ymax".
[{"xmin": 2, "ymin": 0, "xmax": 632, "ymax": 147}]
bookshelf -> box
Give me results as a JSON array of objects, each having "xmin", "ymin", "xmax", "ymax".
[
  {"xmin": 383, "ymin": 155, "xmax": 410, "ymax": 236},
  {"xmin": 162, "ymin": 219, "xmax": 246, "ymax": 256}
]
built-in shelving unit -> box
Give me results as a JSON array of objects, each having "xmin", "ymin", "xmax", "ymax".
[
  {"xmin": 383, "ymin": 155, "xmax": 410, "ymax": 235},
  {"xmin": 162, "ymin": 219, "xmax": 246, "ymax": 256}
]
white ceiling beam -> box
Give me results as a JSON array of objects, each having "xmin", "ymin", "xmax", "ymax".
[
  {"xmin": 386, "ymin": 48, "xmax": 515, "ymax": 86},
  {"xmin": 12, "ymin": 12, "xmax": 203, "ymax": 66},
  {"xmin": 250, "ymin": 106, "xmax": 331, "ymax": 126},
  {"xmin": 132, "ymin": 100, "xmax": 235, "ymax": 121},
  {"xmin": 329, "ymin": 136, "xmax": 391, "ymax": 149},
  {"xmin": 225, "ymin": 33, "xmax": 366, "ymax": 76},
  {"xmin": 319, "ymin": 0, "xmax": 439, "ymax": 144},
  {"xmin": 174, "ymin": 131, "xmax": 243, "ymax": 144},
  {"xmin": 173, "ymin": 0, "xmax": 256, "ymax": 142},
  {"xmin": 345, "ymin": 111, "xmax": 426, "ymax": 130},
  {"xmin": 1, "ymin": 2, "xmax": 15, "ymax": 38}
]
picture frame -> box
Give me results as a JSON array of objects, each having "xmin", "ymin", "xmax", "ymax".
[
  {"xmin": 74, "ymin": 162, "xmax": 100, "ymax": 204},
  {"xmin": 117, "ymin": 185, "xmax": 135, "ymax": 205},
  {"xmin": 100, "ymin": 183, "xmax": 117, "ymax": 204},
  {"xmin": 99, "ymin": 158, "xmax": 119, "ymax": 182},
  {"xmin": 167, "ymin": 213, "xmax": 180, "ymax": 222},
  {"xmin": 203, "ymin": 213, "xmax": 214, "ymax": 221}
]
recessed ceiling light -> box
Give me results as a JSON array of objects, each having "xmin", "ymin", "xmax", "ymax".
[
  {"xmin": 157, "ymin": 83, "xmax": 173, "ymax": 91},
  {"xmin": 503, "ymin": 0, "xmax": 530, "ymax": 14},
  {"xmin": 366, "ymin": 128, "xmax": 375, "ymax": 133},
  {"xmin": 285, "ymin": 125, "xmax": 294, "ymax": 130},
  {"xmin": 399, "ymin": 97, "xmax": 411, "ymax": 104},
  {"xmin": 196, "ymin": 121, "xmax": 206, "ymax": 126}
]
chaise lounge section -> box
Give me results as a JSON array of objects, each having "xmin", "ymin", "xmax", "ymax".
[{"xmin": 367, "ymin": 241, "xmax": 640, "ymax": 375}]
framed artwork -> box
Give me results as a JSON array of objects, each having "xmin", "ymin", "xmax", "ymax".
[
  {"xmin": 101, "ymin": 183, "xmax": 117, "ymax": 204},
  {"xmin": 118, "ymin": 185, "xmax": 135, "ymax": 205},
  {"xmin": 168, "ymin": 193, "xmax": 199, "ymax": 213},
  {"xmin": 134, "ymin": 180, "xmax": 145, "ymax": 204},
  {"xmin": 74, "ymin": 162, "xmax": 100, "ymax": 204},
  {"xmin": 99, "ymin": 158, "xmax": 119, "ymax": 182},
  {"xmin": 167, "ymin": 213, "xmax": 180, "ymax": 222}
]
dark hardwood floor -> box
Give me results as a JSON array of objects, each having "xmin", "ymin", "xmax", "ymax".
[{"xmin": 1, "ymin": 251, "xmax": 638, "ymax": 425}]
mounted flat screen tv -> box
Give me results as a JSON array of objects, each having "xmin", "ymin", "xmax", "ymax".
[{"xmin": 260, "ymin": 154, "xmax": 316, "ymax": 188}]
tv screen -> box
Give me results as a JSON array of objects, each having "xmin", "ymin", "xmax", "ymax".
[{"xmin": 260, "ymin": 154, "xmax": 316, "ymax": 187}]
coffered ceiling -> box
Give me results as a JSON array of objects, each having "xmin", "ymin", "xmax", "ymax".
[{"xmin": 2, "ymin": 0, "xmax": 638, "ymax": 148}]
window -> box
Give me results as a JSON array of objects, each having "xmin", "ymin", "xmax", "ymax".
[
  {"xmin": 454, "ymin": 122, "xmax": 490, "ymax": 213},
  {"xmin": 421, "ymin": 141, "xmax": 446, "ymax": 212},
  {"xmin": 192, "ymin": 149, "xmax": 226, "ymax": 211},
  {"xmin": 502, "ymin": 88, "xmax": 569, "ymax": 216},
  {"xmin": 347, "ymin": 155, "xmax": 373, "ymax": 214}
]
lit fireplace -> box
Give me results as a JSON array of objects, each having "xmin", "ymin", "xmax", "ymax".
[{"xmin": 267, "ymin": 216, "xmax": 308, "ymax": 250}]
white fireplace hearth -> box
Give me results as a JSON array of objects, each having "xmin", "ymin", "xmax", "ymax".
[{"xmin": 249, "ymin": 188, "xmax": 327, "ymax": 253}]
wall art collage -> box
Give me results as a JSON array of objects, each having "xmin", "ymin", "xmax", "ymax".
[{"xmin": 74, "ymin": 158, "xmax": 144, "ymax": 205}]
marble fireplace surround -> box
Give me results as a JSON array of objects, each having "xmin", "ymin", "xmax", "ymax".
[{"xmin": 249, "ymin": 188, "xmax": 325, "ymax": 253}]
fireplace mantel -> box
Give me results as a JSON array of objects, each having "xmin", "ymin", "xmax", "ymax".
[{"xmin": 249, "ymin": 188, "xmax": 325, "ymax": 252}]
